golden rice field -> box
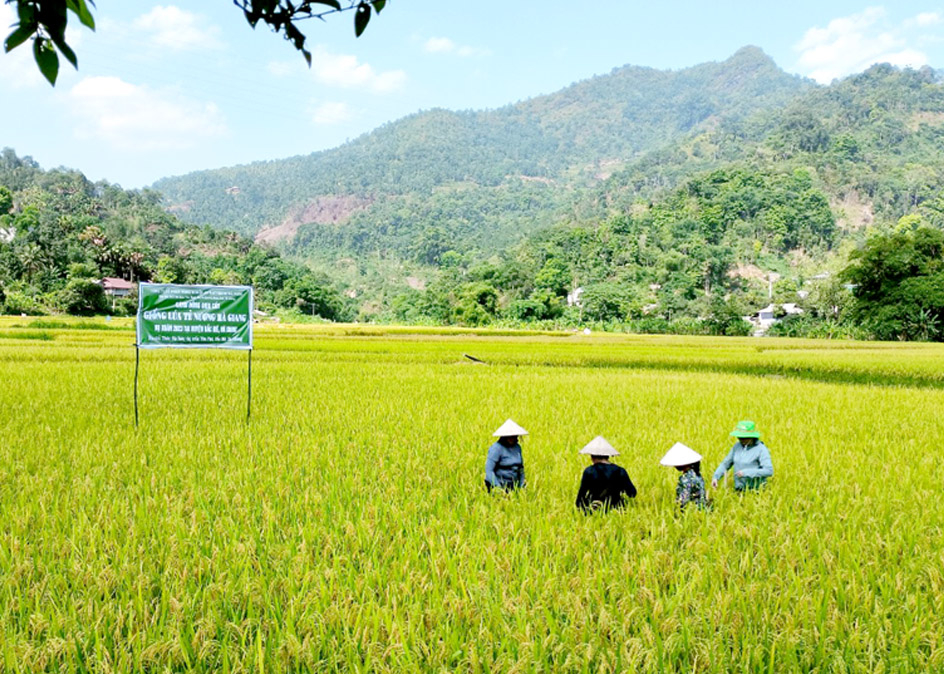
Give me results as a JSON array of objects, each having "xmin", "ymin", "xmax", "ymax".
[{"xmin": 0, "ymin": 318, "xmax": 942, "ymax": 672}]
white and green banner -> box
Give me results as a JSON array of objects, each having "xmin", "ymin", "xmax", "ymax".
[{"xmin": 136, "ymin": 283, "xmax": 253, "ymax": 349}]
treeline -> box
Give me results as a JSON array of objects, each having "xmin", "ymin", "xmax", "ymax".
[
  {"xmin": 6, "ymin": 58, "xmax": 944, "ymax": 341},
  {"xmin": 339, "ymin": 64, "xmax": 944, "ymax": 341},
  {"xmin": 0, "ymin": 149, "xmax": 351, "ymax": 320},
  {"xmin": 380, "ymin": 166, "xmax": 840, "ymax": 334}
]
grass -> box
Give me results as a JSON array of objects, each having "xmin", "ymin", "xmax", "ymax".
[
  {"xmin": 0, "ymin": 330, "xmax": 53, "ymax": 341},
  {"xmin": 0, "ymin": 325, "xmax": 942, "ymax": 672}
]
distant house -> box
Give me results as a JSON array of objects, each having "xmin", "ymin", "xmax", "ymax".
[
  {"xmin": 749, "ymin": 303, "xmax": 803, "ymax": 336},
  {"xmin": 756, "ymin": 304, "xmax": 777, "ymax": 327},
  {"xmin": 100, "ymin": 277, "xmax": 134, "ymax": 297}
]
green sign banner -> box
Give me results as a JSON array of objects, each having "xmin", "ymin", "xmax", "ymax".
[{"xmin": 137, "ymin": 283, "xmax": 253, "ymax": 349}]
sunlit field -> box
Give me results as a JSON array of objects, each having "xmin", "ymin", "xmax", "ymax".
[{"xmin": 1, "ymin": 318, "xmax": 942, "ymax": 672}]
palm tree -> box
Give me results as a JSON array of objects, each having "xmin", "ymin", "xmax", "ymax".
[{"xmin": 17, "ymin": 243, "xmax": 45, "ymax": 282}]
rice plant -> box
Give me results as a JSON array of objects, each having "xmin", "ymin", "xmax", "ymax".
[{"xmin": 0, "ymin": 319, "xmax": 942, "ymax": 672}]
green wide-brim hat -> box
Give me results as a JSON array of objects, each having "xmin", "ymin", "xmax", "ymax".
[{"xmin": 730, "ymin": 420, "xmax": 760, "ymax": 438}]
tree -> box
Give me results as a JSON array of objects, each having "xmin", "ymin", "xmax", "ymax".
[
  {"xmin": 57, "ymin": 277, "xmax": 107, "ymax": 315},
  {"xmin": 580, "ymin": 282, "xmax": 637, "ymax": 323},
  {"xmin": 453, "ymin": 282, "xmax": 498, "ymax": 326},
  {"xmin": 4, "ymin": 0, "xmax": 388, "ymax": 85},
  {"xmin": 703, "ymin": 296, "xmax": 750, "ymax": 336},
  {"xmin": 841, "ymin": 228, "xmax": 944, "ymax": 340},
  {"xmin": 533, "ymin": 258, "xmax": 571, "ymax": 297},
  {"xmin": 282, "ymin": 274, "xmax": 350, "ymax": 321},
  {"xmin": 0, "ymin": 186, "xmax": 12, "ymax": 215},
  {"xmin": 153, "ymin": 256, "xmax": 183, "ymax": 284}
]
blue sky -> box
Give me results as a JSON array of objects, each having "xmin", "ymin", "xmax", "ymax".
[{"xmin": 1, "ymin": 1, "xmax": 942, "ymax": 188}]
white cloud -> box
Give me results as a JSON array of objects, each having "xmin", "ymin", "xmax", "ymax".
[
  {"xmin": 424, "ymin": 36, "xmax": 491, "ymax": 58},
  {"xmin": 795, "ymin": 7, "xmax": 936, "ymax": 83},
  {"xmin": 132, "ymin": 6, "xmax": 223, "ymax": 51},
  {"xmin": 311, "ymin": 101, "xmax": 352, "ymax": 125},
  {"xmin": 310, "ymin": 45, "xmax": 406, "ymax": 93},
  {"xmin": 911, "ymin": 11, "xmax": 942, "ymax": 27},
  {"xmin": 425, "ymin": 37, "xmax": 456, "ymax": 53},
  {"xmin": 69, "ymin": 76, "xmax": 227, "ymax": 151}
]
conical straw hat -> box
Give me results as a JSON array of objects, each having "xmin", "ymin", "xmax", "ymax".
[
  {"xmin": 579, "ymin": 435, "xmax": 619, "ymax": 456},
  {"xmin": 492, "ymin": 419, "xmax": 528, "ymax": 437},
  {"xmin": 660, "ymin": 442, "xmax": 703, "ymax": 466}
]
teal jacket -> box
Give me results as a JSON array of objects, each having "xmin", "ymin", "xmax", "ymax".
[{"xmin": 712, "ymin": 441, "xmax": 773, "ymax": 490}]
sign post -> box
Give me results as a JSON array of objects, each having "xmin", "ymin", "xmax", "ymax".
[{"xmin": 135, "ymin": 283, "xmax": 254, "ymax": 425}]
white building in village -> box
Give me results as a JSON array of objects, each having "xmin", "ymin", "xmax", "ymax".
[
  {"xmin": 566, "ymin": 287, "xmax": 584, "ymax": 307},
  {"xmin": 749, "ymin": 303, "xmax": 804, "ymax": 336}
]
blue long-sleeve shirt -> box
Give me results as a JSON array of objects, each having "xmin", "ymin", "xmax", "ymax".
[
  {"xmin": 713, "ymin": 441, "xmax": 773, "ymax": 490},
  {"xmin": 484, "ymin": 441, "xmax": 525, "ymax": 490}
]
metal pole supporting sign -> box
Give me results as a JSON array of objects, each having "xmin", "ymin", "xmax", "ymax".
[{"xmin": 133, "ymin": 344, "xmax": 140, "ymax": 428}]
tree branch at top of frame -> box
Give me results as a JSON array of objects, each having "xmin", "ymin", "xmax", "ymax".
[{"xmin": 2, "ymin": 0, "xmax": 388, "ymax": 85}]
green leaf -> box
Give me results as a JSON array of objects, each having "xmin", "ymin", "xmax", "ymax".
[
  {"xmin": 354, "ymin": 2, "xmax": 370, "ymax": 37},
  {"xmin": 311, "ymin": 0, "xmax": 342, "ymax": 9},
  {"xmin": 33, "ymin": 39, "xmax": 59, "ymax": 85},
  {"xmin": 371, "ymin": 0, "xmax": 386, "ymax": 13},
  {"xmin": 50, "ymin": 33, "xmax": 77, "ymax": 68},
  {"xmin": 4, "ymin": 25, "xmax": 34, "ymax": 53},
  {"xmin": 65, "ymin": 0, "xmax": 96, "ymax": 30},
  {"xmin": 16, "ymin": 3, "xmax": 36, "ymax": 24}
]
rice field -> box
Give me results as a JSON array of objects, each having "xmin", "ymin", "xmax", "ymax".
[{"xmin": 0, "ymin": 318, "xmax": 942, "ymax": 672}]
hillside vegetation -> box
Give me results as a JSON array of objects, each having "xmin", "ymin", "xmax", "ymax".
[
  {"xmin": 154, "ymin": 47, "xmax": 808, "ymax": 242},
  {"xmin": 5, "ymin": 49, "xmax": 944, "ymax": 339},
  {"xmin": 0, "ymin": 150, "xmax": 351, "ymax": 320},
  {"xmin": 148, "ymin": 49, "xmax": 944, "ymax": 337}
]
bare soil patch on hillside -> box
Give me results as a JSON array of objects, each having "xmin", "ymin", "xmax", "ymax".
[{"xmin": 255, "ymin": 195, "xmax": 372, "ymax": 244}]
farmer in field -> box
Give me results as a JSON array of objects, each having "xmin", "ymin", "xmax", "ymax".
[
  {"xmin": 575, "ymin": 436, "xmax": 637, "ymax": 512},
  {"xmin": 711, "ymin": 420, "xmax": 773, "ymax": 491},
  {"xmin": 484, "ymin": 419, "xmax": 527, "ymax": 491},
  {"xmin": 660, "ymin": 442, "xmax": 709, "ymax": 510}
]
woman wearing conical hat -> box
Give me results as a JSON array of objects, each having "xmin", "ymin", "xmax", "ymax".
[
  {"xmin": 660, "ymin": 443, "xmax": 709, "ymax": 510},
  {"xmin": 711, "ymin": 420, "xmax": 773, "ymax": 492},
  {"xmin": 575, "ymin": 436, "xmax": 637, "ymax": 512},
  {"xmin": 484, "ymin": 419, "xmax": 527, "ymax": 492}
]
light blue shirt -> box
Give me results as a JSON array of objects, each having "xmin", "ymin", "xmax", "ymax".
[
  {"xmin": 713, "ymin": 441, "xmax": 773, "ymax": 490},
  {"xmin": 485, "ymin": 441, "xmax": 525, "ymax": 489}
]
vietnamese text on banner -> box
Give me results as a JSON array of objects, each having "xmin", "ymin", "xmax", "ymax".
[{"xmin": 136, "ymin": 283, "xmax": 253, "ymax": 350}]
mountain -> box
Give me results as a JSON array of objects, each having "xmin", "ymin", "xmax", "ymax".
[
  {"xmin": 4, "ymin": 53, "xmax": 944, "ymax": 338},
  {"xmin": 0, "ymin": 149, "xmax": 352, "ymax": 320},
  {"xmin": 594, "ymin": 63, "xmax": 944, "ymax": 226},
  {"xmin": 153, "ymin": 46, "xmax": 810, "ymax": 252}
]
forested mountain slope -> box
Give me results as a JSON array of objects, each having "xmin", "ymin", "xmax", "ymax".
[
  {"xmin": 0, "ymin": 150, "xmax": 351, "ymax": 319},
  {"xmin": 3, "ymin": 56, "xmax": 944, "ymax": 338},
  {"xmin": 153, "ymin": 47, "xmax": 809, "ymax": 246},
  {"xmin": 289, "ymin": 62, "xmax": 944, "ymax": 334},
  {"xmin": 598, "ymin": 63, "xmax": 944, "ymax": 225}
]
